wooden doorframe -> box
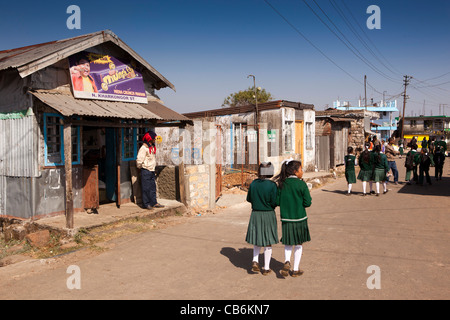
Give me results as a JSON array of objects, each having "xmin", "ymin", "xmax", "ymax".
[
  {"xmin": 295, "ymin": 120, "xmax": 304, "ymax": 165},
  {"xmin": 215, "ymin": 125, "xmax": 223, "ymax": 200}
]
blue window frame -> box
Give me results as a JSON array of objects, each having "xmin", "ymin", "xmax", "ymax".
[
  {"xmin": 121, "ymin": 122, "xmax": 154, "ymax": 161},
  {"xmin": 43, "ymin": 113, "xmax": 80, "ymax": 166},
  {"xmin": 122, "ymin": 120, "xmax": 137, "ymax": 161}
]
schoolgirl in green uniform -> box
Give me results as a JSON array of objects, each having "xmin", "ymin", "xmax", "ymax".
[
  {"xmin": 245, "ymin": 162, "xmax": 278, "ymax": 275},
  {"xmin": 344, "ymin": 146, "xmax": 357, "ymax": 196},
  {"xmin": 371, "ymin": 144, "xmax": 389, "ymax": 195},
  {"xmin": 358, "ymin": 143, "xmax": 373, "ymax": 196},
  {"xmin": 405, "ymin": 144, "xmax": 419, "ymax": 184},
  {"xmin": 274, "ymin": 159, "xmax": 312, "ymax": 277}
]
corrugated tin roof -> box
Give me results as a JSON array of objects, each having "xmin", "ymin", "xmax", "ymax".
[
  {"xmin": 0, "ymin": 30, "xmax": 175, "ymax": 91},
  {"xmin": 31, "ymin": 90, "xmax": 190, "ymax": 122}
]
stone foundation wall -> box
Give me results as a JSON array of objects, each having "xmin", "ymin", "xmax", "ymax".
[{"xmin": 184, "ymin": 164, "xmax": 210, "ymax": 210}]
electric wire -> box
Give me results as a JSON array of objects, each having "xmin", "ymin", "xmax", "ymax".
[{"xmin": 301, "ymin": 0, "xmax": 401, "ymax": 84}]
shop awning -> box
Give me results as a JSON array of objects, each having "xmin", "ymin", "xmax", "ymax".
[{"xmin": 31, "ymin": 90, "xmax": 190, "ymax": 122}]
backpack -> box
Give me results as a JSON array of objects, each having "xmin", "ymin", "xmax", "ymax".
[
  {"xmin": 405, "ymin": 151, "xmax": 415, "ymax": 170},
  {"xmin": 420, "ymin": 153, "xmax": 430, "ymax": 167},
  {"xmin": 434, "ymin": 142, "xmax": 442, "ymax": 154}
]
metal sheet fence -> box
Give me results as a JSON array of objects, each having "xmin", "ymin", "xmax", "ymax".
[{"xmin": 0, "ymin": 113, "xmax": 40, "ymax": 178}]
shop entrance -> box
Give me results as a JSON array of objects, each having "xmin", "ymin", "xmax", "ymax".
[{"xmin": 82, "ymin": 127, "xmax": 117, "ymax": 212}]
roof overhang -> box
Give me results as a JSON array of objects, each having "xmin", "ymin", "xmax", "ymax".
[{"xmin": 0, "ymin": 30, "xmax": 175, "ymax": 92}]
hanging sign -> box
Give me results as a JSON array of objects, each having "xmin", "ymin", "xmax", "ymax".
[{"xmin": 68, "ymin": 51, "xmax": 147, "ymax": 104}]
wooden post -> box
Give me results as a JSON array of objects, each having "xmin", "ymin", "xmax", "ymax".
[
  {"xmin": 63, "ymin": 120, "xmax": 74, "ymax": 229},
  {"xmin": 116, "ymin": 127, "xmax": 121, "ymax": 208},
  {"xmin": 178, "ymin": 127, "xmax": 187, "ymax": 206}
]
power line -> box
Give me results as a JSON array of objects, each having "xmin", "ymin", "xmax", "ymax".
[
  {"xmin": 262, "ymin": 0, "xmax": 364, "ymax": 86},
  {"xmin": 420, "ymin": 71, "xmax": 450, "ymax": 83},
  {"xmin": 339, "ymin": 0, "xmax": 403, "ymax": 76},
  {"xmin": 329, "ymin": 0, "xmax": 401, "ymax": 78},
  {"xmin": 301, "ymin": 0, "xmax": 402, "ymax": 84},
  {"xmin": 262, "ymin": 0, "xmax": 397, "ymax": 101}
]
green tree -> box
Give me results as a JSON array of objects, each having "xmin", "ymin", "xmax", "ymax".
[{"xmin": 222, "ymin": 86, "xmax": 273, "ymax": 108}]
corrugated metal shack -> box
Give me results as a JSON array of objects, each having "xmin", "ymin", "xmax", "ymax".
[{"xmin": 0, "ymin": 30, "xmax": 191, "ymax": 228}]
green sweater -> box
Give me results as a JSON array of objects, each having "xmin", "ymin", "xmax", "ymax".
[
  {"xmin": 276, "ymin": 177, "xmax": 312, "ymax": 222},
  {"xmin": 358, "ymin": 151, "xmax": 372, "ymax": 171},
  {"xmin": 371, "ymin": 152, "xmax": 389, "ymax": 171},
  {"xmin": 345, "ymin": 154, "xmax": 356, "ymax": 171},
  {"xmin": 246, "ymin": 179, "xmax": 278, "ymax": 211}
]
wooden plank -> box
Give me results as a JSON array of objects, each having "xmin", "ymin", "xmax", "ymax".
[
  {"xmin": 129, "ymin": 160, "xmax": 142, "ymax": 206},
  {"xmin": 116, "ymin": 128, "xmax": 121, "ymax": 208},
  {"xmin": 295, "ymin": 120, "xmax": 304, "ymax": 165},
  {"xmin": 63, "ymin": 121, "xmax": 74, "ymax": 229},
  {"xmin": 83, "ymin": 165, "xmax": 99, "ymax": 210}
]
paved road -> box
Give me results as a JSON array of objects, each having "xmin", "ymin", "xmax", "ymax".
[{"xmin": 1, "ymin": 159, "xmax": 449, "ymax": 301}]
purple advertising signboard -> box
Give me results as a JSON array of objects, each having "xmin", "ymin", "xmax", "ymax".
[{"xmin": 68, "ymin": 51, "xmax": 147, "ymax": 104}]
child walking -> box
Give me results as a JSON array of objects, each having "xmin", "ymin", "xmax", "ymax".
[
  {"xmin": 372, "ymin": 144, "xmax": 389, "ymax": 195},
  {"xmin": 274, "ymin": 159, "xmax": 312, "ymax": 277},
  {"xmin": 405, "ymin": 144, "xmax": 419, "ymax": 184},
  {"xmin": 344, "ymin": 147, "xmax": 357, "ymax": 196},
  {"xmin": 418, "ymin": 148, "xmax": 432, "ymax": 185},
  {"xmin": 245, "ymin": 162, "xmax": 278, "ymax": 275},
  {"xmin": 357, "ymin": 143, "xmax": 373, "ymax": 196}
]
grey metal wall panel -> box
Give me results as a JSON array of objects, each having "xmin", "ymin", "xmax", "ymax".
[
  {"xmin": 0, "ymin": 114, "xmax": 39, "ymax": 177},
  {"xmin": 0, "ymin": 176, "xmax": 5, "ymax": 215}
]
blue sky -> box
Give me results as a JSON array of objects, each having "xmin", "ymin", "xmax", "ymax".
[{"xmin": 1, "ymin": 0, "xmax": 449, "ymax": 116}]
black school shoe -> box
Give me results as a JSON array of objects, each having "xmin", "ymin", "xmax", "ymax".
[{"xmin": 153, "ymin": 203, "xmax": 165, "ymax": 208}]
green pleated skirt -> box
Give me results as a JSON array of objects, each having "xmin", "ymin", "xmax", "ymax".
[
  {"xmin": 280, "ymin": 219, "xmax": 311, "ymax": 245},
  {"xmin": 357, "ymin": 169, "xmax": 372, "ymax": 181},
  {"xmin": 345, "ymin": 169, "xmax": 356, "ymax": 184},
  {"xmin": 245, "ymin": 210, "xmax": 279, "ymax": 247},
  {"xmin": 372, "ymin": 168, "xmax": 386, "ymax": 182}
]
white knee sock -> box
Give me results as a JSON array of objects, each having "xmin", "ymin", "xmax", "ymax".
[
  {"xmin": 284, "ymin": 245, "xmax": 293, "ymax": 262},
  {"xmin": 376, "ymin": 182, "xmax": 380, "ymax": 193},
  {"xmin": 264, "ymin": 247, "xmax": 272, "ymax": 270},
  {"xmin": 383, "ymin": 181, "xmax": 387, "ymax": 192},
  {"xmin": 363, "ymin": 181, "xmax": 367, "ymax": 193},
  {"xmin": 348, "ymin": 183, "xmax": 352, "ymax": 193},
  {"xmin": 293, "ymin": 245, "xmax": 303, "ymax": 271},
  {"xmin": 253, "ymin": 246, "xmax": 261, "ymax": 263}
]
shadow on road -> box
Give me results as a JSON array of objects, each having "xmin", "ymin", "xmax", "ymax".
[
  {"xmin": 397, "ymin": 177, "xmax": 450, "ymax": 197},
  {"xmin": 220, "ymin": 247, "xmax": 286, "ymax": 279}
]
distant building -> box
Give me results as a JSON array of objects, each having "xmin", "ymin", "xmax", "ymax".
[
  {"xmin": 315, "ymin": 108, "xmax": 379, "ymax": 171},
  {"xmin": 333, "ymin": 100, "xmax": 399, "ymax": 140},
  {"xmin": 401, "ymin": 115, "xmax": 450, "ymax": 144}
]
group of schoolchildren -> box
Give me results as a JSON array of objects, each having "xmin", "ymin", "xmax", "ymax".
[
  {"xmin": 404, "ymin": 136, "xmax": 447, "ymax": 185},
  {"xmin": 345, "ymin": 143, "xmax": 390, "ymax": 196},
  {"xmin": 243, "ymin": 136, "xmax": 446, "ymax": 278},
  {"xmin": 344, "ymin": 135, "xmax": 448, "ymax": 194},
  {"xmin": 245, "ymin": 160, "xmax": 311, "ymax": 277}
]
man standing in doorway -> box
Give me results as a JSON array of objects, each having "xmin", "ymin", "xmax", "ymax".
[
  {"xmin": 385, "ymin": 137, "xmax": 400, "ymax": 184},
  {"xmin": 136, "ymin": 131, "xmax": 165, "ymax": 210}
]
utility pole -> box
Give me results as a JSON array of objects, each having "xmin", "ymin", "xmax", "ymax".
[
  {"xmin": 400, "ymin": 75, "xmax": 412, "ymax": 140},
  {"xmin": 364, "ymin": 75, "xmax": 367, "ymax": 110}
]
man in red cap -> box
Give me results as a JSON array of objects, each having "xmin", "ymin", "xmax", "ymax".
[{"xmin": 136, "ymin": 131, "xmax": 164, "ymax": 209}]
